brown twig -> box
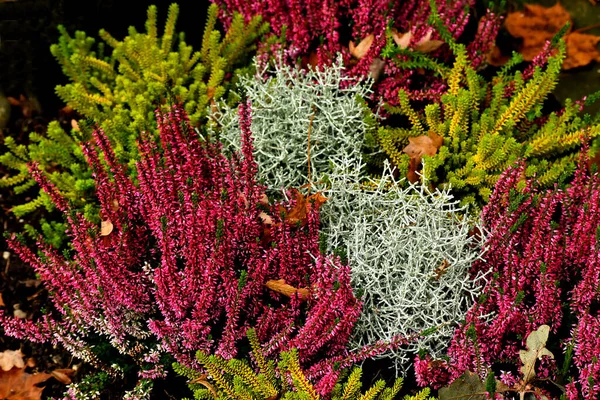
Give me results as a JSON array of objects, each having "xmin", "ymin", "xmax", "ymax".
[
  {"xmin": 307, "ymin": 106, "xmax": 316, "ymax": 188},
  {"xmin": 574, "ymin": 23, "xmax": 600, "ymax": 33}
]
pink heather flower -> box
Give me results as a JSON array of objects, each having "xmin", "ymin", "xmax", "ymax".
[
  {"xmin": 499, "ymin": 370, "xmax": 518, "ymax": 387},
  {"xmin": 211, "ymin": 0, "xmax": 500, "ymax": 105},
  {"xmin": 414, "ymin": 354, "xmax": 450, "ymax": 389},
  {"xmin": 1, "ymin": 103, "xmax": 362, "ymax": 381},
  {"xmin": 418, "ymin": 147, "xmax": 600, "ymax": 399}
]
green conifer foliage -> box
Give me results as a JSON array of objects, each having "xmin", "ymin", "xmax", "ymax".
[
  {"xmin": 172, "ymin": 329, "xmax": 423, "ymax": 400},
  {"xmin": 0, "ymin": 3, "xmax": 267, "ymax": 224},
  {"xmin": 378, "ymin": 37, "xmax": 600, "ymax": 208}
]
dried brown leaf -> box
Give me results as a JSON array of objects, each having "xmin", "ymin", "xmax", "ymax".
[
  {"xmin": 189, "ymin": 374, "xmax": 218, "ymax": 397},
  {"xmin": 0, "ymin": 367, "xmax": 52, "ymax": 400},
  {"xmin": 280, "ymin": 190, "xmax": 327, "ymax": 226},
  {"xmin": 0, "ymin": 350, "xmax": 25, "ymax": 372},
  {"xmin": 349, "ymin": 34, "xmax": 375, "ymax": 59},
  {"xmin": 520, "ymin": 325, "xmax": 554, "ymax": 384},
  {"xmin": 403, "ymin": 131, "xmax": 444, "ymax": 183},
  {"xmin": 564, "ymin": 31, "xmax": 600, "ymax": 69},
  {"xmin": 50, "ymin": 369, "xmax": 75, "ymax": 385},
  {"xmin": 100, "ymin": 220, "xmax": 114, "ymax": 236},
  {"xmin": 391, "ymin": 29, "xmax": 412, "ymax": 49},
  {"xmin": 505, "ymin": 3, "xmax": 572, "ymax": 61},
  {"xmin": 265, "ymin": 279, "xmax": 310, "ymax": 301}
]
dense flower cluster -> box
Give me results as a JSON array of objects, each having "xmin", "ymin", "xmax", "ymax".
[
  {"xmin": 0, "ymin": 104, "xmax": 361, "ymax": 385},
  {"xmin": 414, "ymin": 151, "xmax": 600, "ymax": 399},
  {"xmin": 211, "ymin": 0, "xmax": 501, "ymax": 104}
]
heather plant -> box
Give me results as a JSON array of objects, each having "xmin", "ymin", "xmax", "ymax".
[
  {"xmin": 0, "ymin": 3, "xmax": 267, "ymax": 222},
  {"xmin": 0, "ymin": 103, "xmax": 362, "ymax": 397},
  {"xmin": 378, "ymin": 32, "xmax": 600, "ymax": 208},
  {"xmin": 212, "ymin": 56, "xmax": 377, "ymax": 190},
  {"xmin": 174, "ymin": 328, "xmax": 434, "ymax": 400},
  {"xmin": 315, "ymin": 157, "xmax": 487, "ymax": 373},
  {"xmin": 413, "ymin": 149, "xmax": 600, "ymax": 399},
  {"xmin": 213, "ymin": 54, "xmax": 487, "ymax": 373},
  {"xmin": 210, "ymin": 0, "xmax": 501, "ymax": 106}
]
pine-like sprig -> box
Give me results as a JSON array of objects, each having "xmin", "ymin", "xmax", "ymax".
[
  {"xmin": 177, "ymin": 330, "xmax": 409, "ymax": 400},
  {"xmin": 0, "ymin": 4, "xmax": 267, "ymax": 232},
  {"xmin": 378, "ymin": 35, "xmax": 600, "ymax": 208}
]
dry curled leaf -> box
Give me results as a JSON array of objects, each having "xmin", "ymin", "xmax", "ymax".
[
  {"xmin": 439, "ymin": 370, "xmax": 510, "ymax": 400},
  {"xmin": 505, "ymin": 3, "xmax": 600, "ymax": 69},
  {"xmin": 0, "ymin": 350, "xmax": 25, "ymax": 372},
  {"xmin": 189, "ymin": 374, "xmax": 217, "ymax": 397},
  {"xmin": 433, "ymin": 259, "xmax": 451, "ymax": 281},
  {"xmin": 392, "ymin": 29, "xmax": 443, "ymax": 53},
  {"xmin": 50, "ymin": 369, "xmax": 74, "ymax": 385},
  {"xmin": 280, "ymin": 189, "xmax": 327, "ymax": 226},
  {"xmin": 564, "ymin": 31, "xmax": 600, "ymax": 69},
  {"xmin": 0, "ymin": 292, "xmax": 4, "ymax": 307},
  {"xmin": 414, "ymin": 30, "xmax": 444, "ymax": 53},
  {"xmin": 7, "ymin": 95, "xmax": 42, "ymax": 119},
  {"xmin": 0, "ymin": 367, "xmax": 52, "ymax": 400},
  {"xmin": 100, "ymin": 220, "xmax": 114, "ymax": 236},
  {"xmin": 392, "ymin": 29, "xmax": 413, "ymax": 49},
  {"xmin": 403, "ymin": 131, "xmax": 444, "ymax": 183},
  {"xmin": 520, "ymin": 324, "xmax": 554, "ymax": 384},
  {"xmin": 505, "ymin": 3, "xmax": 571, "ymax": 61},
  {"xmin": 265, "ymin": 279, "xmax": 310, "ymax": 301},
  {"xmin": 349, "ymin": 34, "xmax": 375, "ymax": 59}
]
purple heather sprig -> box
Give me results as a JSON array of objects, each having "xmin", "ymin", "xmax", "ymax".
[
  {"xmin": 212, "ymin": 0, "xmax": 501, "ymax": 105},
  {"xmin": 415, "ymin": 147, "xmax": 600, "ymax": 399},
  {"xmin": 0, "ymin": 103, "xmax": 362, "ymax": 385}
]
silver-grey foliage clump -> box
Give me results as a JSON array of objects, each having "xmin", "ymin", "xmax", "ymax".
[
  {"xmin": 210, "ymin": 57, "xmax": 374, "ymax": 189},
  {"xmin": 316, "ymin": 157, "xmax": 488, "ymax": 373},
  {"xmin": 211, "ymin": 57, "xmax": 486, "ymax": 374}
]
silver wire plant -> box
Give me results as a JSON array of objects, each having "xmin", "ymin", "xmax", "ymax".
[
  {"xmin": 210, "ymin": 56, "xmax": 487, "ymax": 374},
  {"xmin": 209, "ymin": 55, "xmax": 376, "ymax": 190},
  {"xmin": 316, "ymin": 157, "xmax": 489, "ymax": 373}
]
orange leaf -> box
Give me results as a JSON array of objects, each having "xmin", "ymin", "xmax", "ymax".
[
  {"xmin": 564, "ymin": 31, "xmax": 600, "ymax": 69},
  {"xmin": 100, "ymin": 220, "xmax": 114, "ymax": 236},
  {"xmin": 505, "ymin": 3, "xmax": 572, "ymax": 61},
  {"xmin": 403, "ymin": 132, "xmax": 443, "ymax": 183},
  {"xmin": 301, "ymin": 51, "xmax": 320, "ymax": 70},
  {"xmin": 349, "ymin": 34, "xmax": 375, "ymax": 59},
  {"xmin": 280, "ymin": 189, "xmax": 327, "ymax": 226},
  {"xmin": 265, "ymin": 279, "xmax": 310, "ymax": 301},
  {"xmin": 392, "ymin": 29, "xmax": 444, "ymax": 53},
  {"xmin": 110, "ymin": 198, "xmax": 120, "ymax": 212},
  {"xmin": 50, "ymin": 369, "xmax": 74, "ymax": 385},
  {"xmin": 403, "ymin": 132, "xmax": 443, "ymax": 159},
  {"xmin": 0, "ymin": 292, "xmax": 4, "ymax": 307},
  {"xmin": 189, "ymin": 374, "xmax": 218, "ymax": 397},
  {"xmin": 0, "ymin": 367, "xmax": 52, "ymax": 400},
  {"xmin": 391, "ymin": 29, "xmax": 412, "ymax": 49},
  {"xmin": 414, "ymin": 30, "xmax": 444, "ymax": 53},
  {"xmin": 407, "ymin": 157, "xmax": 421, "ymax": 184},
  {"xmin": 432, "ymin": 259, "xmax": 451, "ymax": 281}
]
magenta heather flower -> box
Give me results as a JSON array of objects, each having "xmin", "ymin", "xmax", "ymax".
[
  {"xmin": 415, "ymin": 148, "xmax": 600, "ymax": 398},
  {"xmin": 0, "ymin": 102, "xmax": 362, "ymax": 385},
  {"xmin": 211, "ymin": 0, "xmax": 501, "ymax": 105}
]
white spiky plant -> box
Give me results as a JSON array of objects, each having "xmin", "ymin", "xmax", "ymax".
[
  {"xmin": 210, "ymin": 56, "xmax": 375, "ymax": 190},
  {"xmin": 316, "ymin": 157, "xmax": 488, "ymax": 373},
  {"xmin": 211, "ymin": 58, "xmax": 487, "ymax": 374}
]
